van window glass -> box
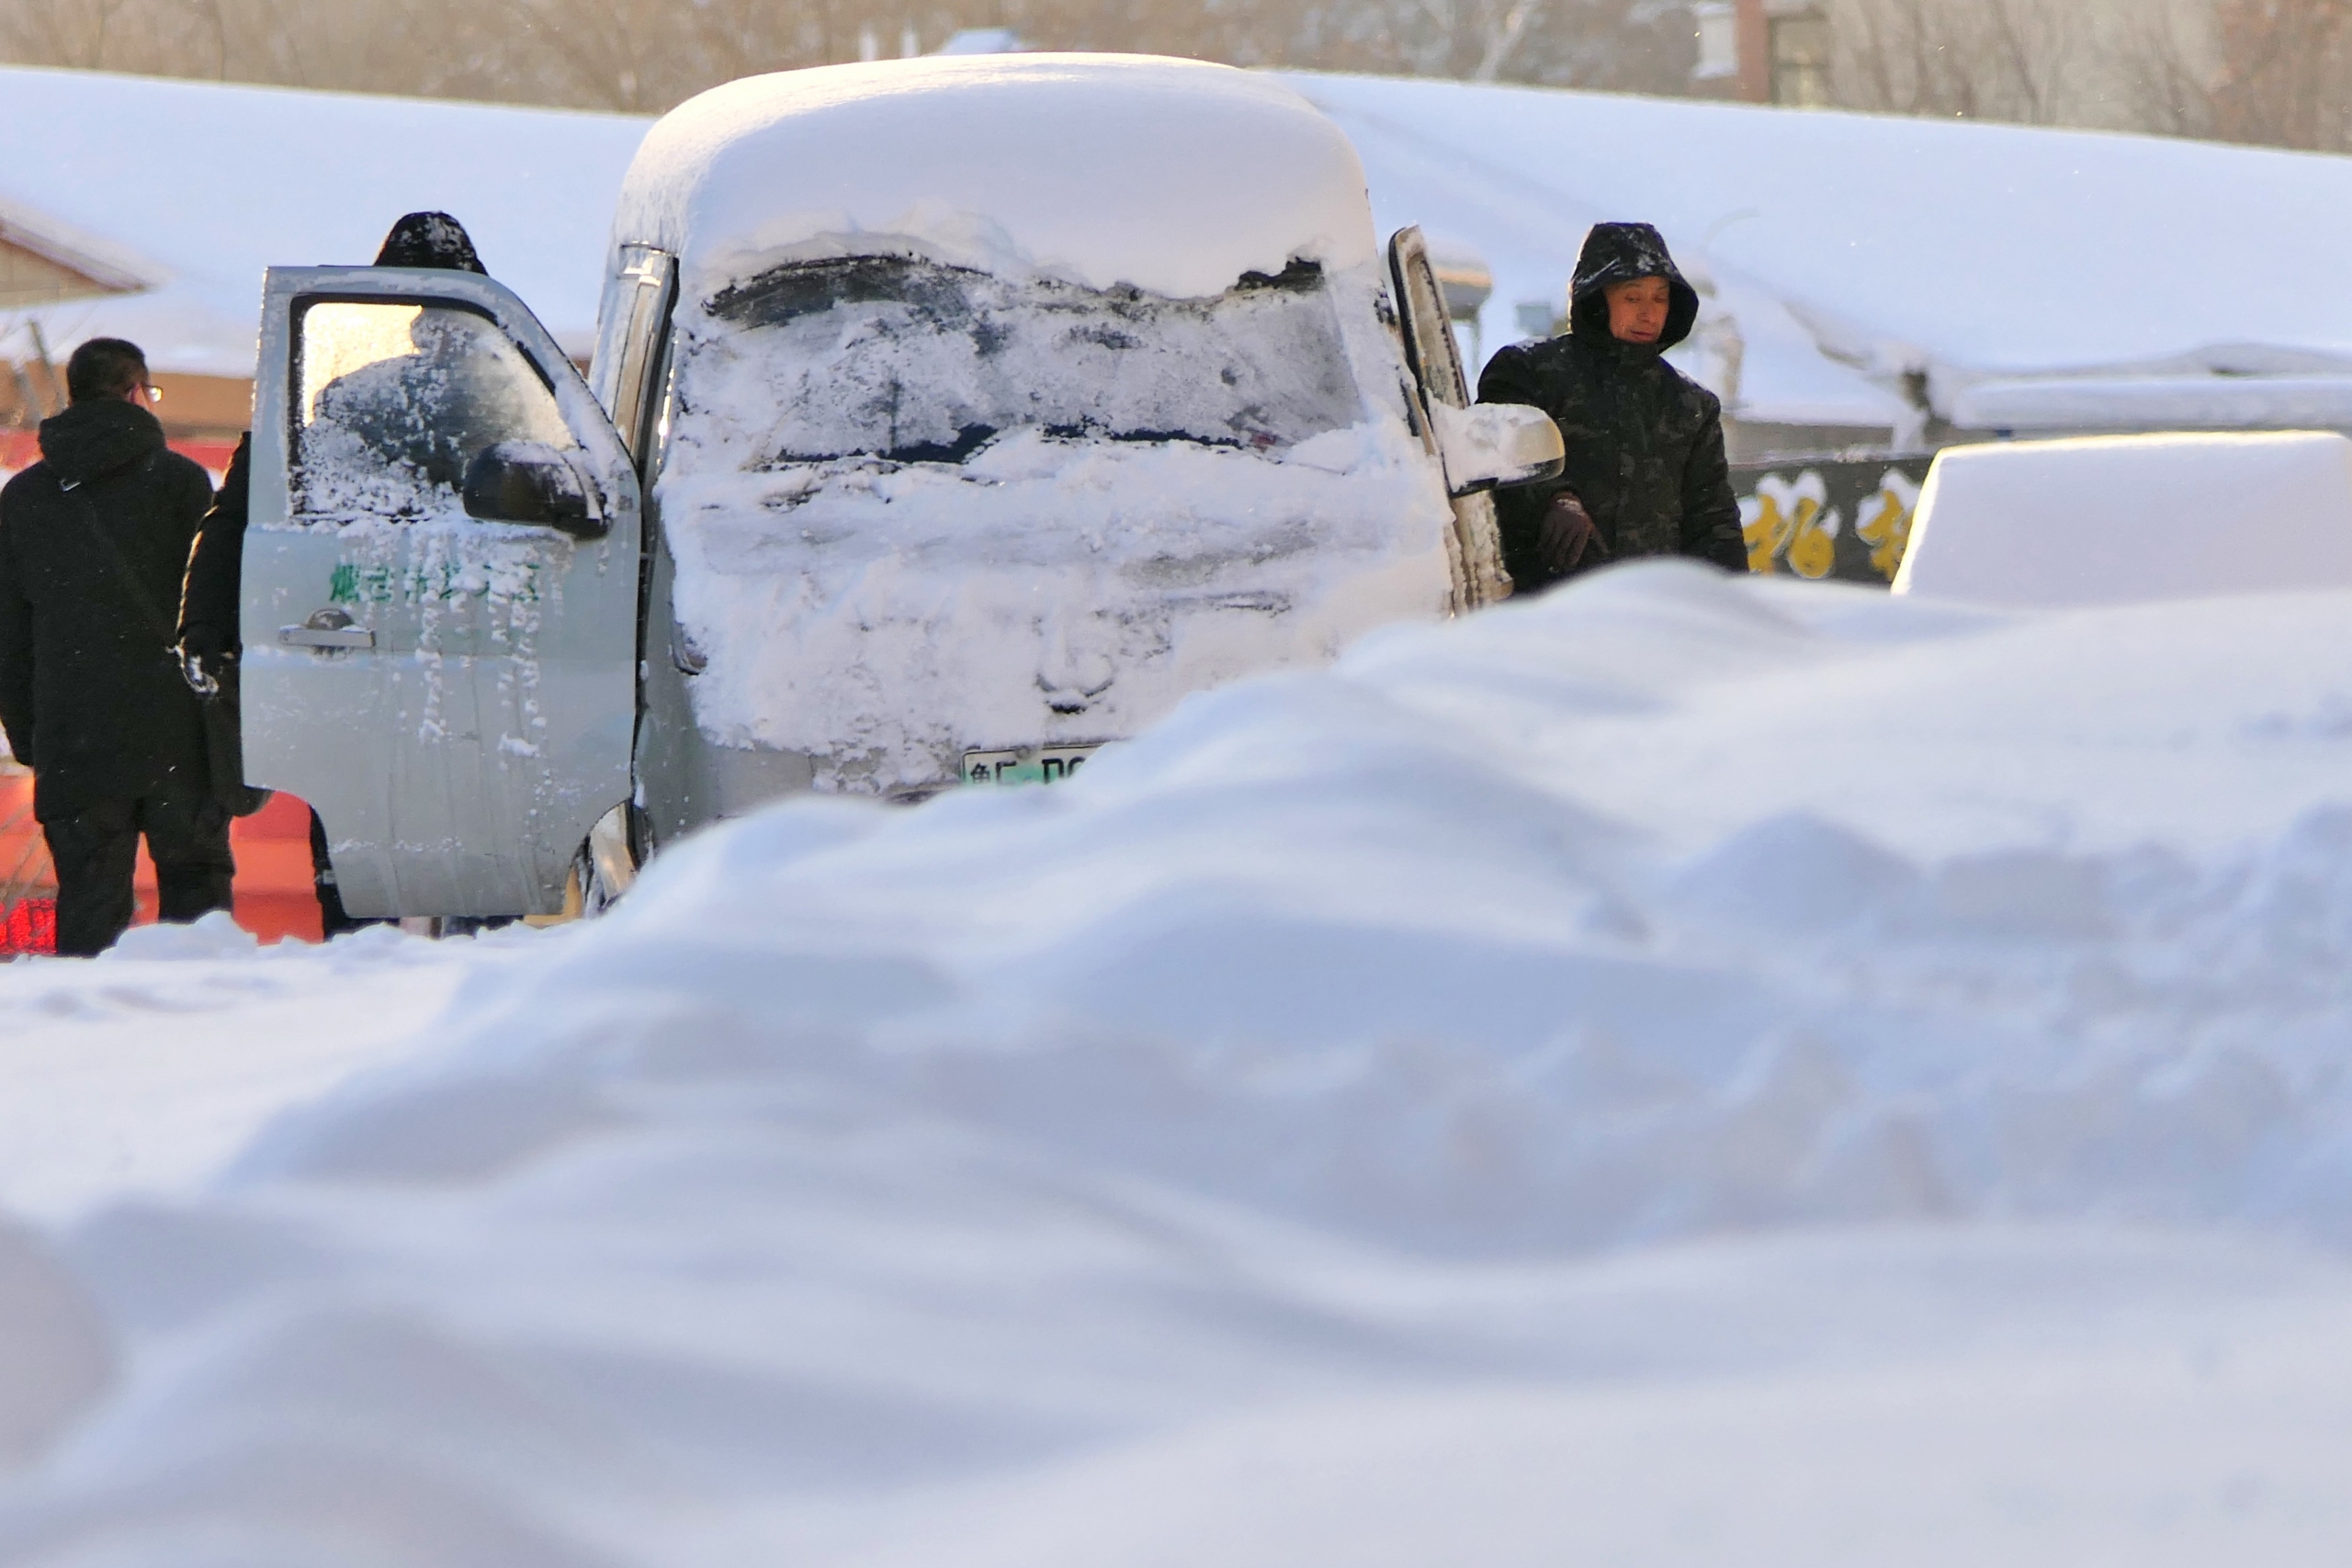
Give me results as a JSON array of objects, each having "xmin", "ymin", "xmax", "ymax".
[
  {"xmin": 294, "ymin": 300, "xmax": 575, "ymax": 521},
  {"xmin": 673, "ymin": 257, "xmax": 1359, "ymax": 468}
]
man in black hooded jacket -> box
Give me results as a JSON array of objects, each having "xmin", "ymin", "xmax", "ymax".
[
  {"xmin": 1476, "ymin": 222, "xmax": 1746, "ymax": 593},
  {"xmin": 0, "ymin": 338, "xmax": 232, "ymax": 955}
]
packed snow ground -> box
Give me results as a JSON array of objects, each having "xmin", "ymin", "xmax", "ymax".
[
  {"xmin": 10, "ymin": 563, "xmax": 2352, "ymax": 1561},
  {"xmin": 0, "ymin": 923, "xmax": 529, "ymax": 1225}
]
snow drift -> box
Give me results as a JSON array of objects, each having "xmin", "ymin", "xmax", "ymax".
[{"xmin": 12, "ymin": 564, "xmax": 2352, "ymax": 1560}]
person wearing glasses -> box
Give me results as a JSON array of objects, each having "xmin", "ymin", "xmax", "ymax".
[{"xmin": 0, "ymin": 337, "xmax": 232, "ymax": 955}]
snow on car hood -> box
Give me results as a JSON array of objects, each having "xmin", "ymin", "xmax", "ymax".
[
  {"xmin": 659, "ymin": 420, "xmax": 1450, "ymax": 789},
  {"xmin": 654, "ymin": 258, "xmax": 1454, "ymax": 790},
  {"xmin": 615, "ymin": 54, "xmax": 1377, "ymax": 305}
]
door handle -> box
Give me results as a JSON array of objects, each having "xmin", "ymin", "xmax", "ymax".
[{"xmin": 279, "ymin": 607, "xmax": 375, "ymax": 650}]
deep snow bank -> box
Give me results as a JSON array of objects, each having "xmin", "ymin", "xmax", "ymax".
[
  {"xmin": 0, "ymin": 921, "xmax": 534, "ymax": 1224},
  {"xmin": 245, "ymin": 561, "xmax": 2352, "ymax": 1248},
  {"xmin": 12, "ymin": 563, "xmax": 2352, "ymax": 1562}
]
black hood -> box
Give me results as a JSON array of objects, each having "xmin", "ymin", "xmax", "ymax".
[
  {"xmin": 375, "ymin": 210, "xmax": 488, "ymax": 273},
  {"xmin": 37, "ymin": 399, "xmax": 167, "ymax": 486},
  {"xmin": 1567, "ymin": 221, "xmax": 1700, "ymax": 351}
]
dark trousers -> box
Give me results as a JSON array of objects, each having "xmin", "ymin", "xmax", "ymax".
[
  {"xmin": 306, "ymin": 807, "xmax": 374, "ymax": 938},
  {"xmin": 42, "ymin": 790, "xmax": 236, "ymax": 957}
]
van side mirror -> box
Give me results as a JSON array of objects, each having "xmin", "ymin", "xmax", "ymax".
[
  {"xmin": 1429, "ymin": 402, "xmax": 1565, "ymax": 497},
  {"xmin": 462, "ymin": 441, "xmax": 606, "ymax": 538}
]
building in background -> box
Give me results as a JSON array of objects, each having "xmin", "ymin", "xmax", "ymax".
[
  {"xmin": 1713, "ymin": 0, "xmax": 2223, "ymax": 132},
  {"xmin": 1724, "ymin": 0, "xmax": 1833, "ymax": 107},
  {"xmin": 2, "ymin": 197, "xmax": 250, "ymax": 471},
  {"xmin": 1691, "ymin": 1, "xmax": 1834, "ymax": 109},
  {"xmin": 0, "ymin": 70, "xmax": 650, "ymax": 485},
  {"xmin": 0, "ymin": 206, "xmax": 145, "ymax": 312},
  {"xmin": 1, "ymin": 200, "xmax": 151, "ymax": 460}
]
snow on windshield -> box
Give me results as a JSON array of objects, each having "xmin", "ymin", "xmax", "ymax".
[
  {"xmin": 677, "ymin": 255, "xmax": 1361, "ymax": 468},
  {"xmin": 292, "ymin": 300, "xmax": 576, "ymax": 523},
  {"xmin": 652, "ymin": 255, "xmax": 1453, "ymax": 792}
]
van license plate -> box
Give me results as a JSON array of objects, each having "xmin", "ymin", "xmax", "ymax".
[{"xmin": 963, "ymin": 745, "xmax": 1100, "ymax": 786}]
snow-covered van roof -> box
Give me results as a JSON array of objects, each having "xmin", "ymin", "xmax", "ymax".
[{"xmin": 613, "ymin": 54, "xmax": 1376, "ymax": 301}]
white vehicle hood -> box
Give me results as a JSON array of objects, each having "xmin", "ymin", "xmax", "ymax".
[{"xmin": 659, "ymin": 411, "xmax": 1453, "ymax": 793}]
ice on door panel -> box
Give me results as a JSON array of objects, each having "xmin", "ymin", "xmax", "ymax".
[
  {"xmin": 296, "ymin": 302, "xmax": 575, "ymax": 521},
  {"xmin": 242, "ymin": 266, "xmax": 639, "ymax": 922}
]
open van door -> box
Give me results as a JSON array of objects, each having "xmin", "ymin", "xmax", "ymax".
[
  {"xmin": 1389, "ymin": 226, "xmax": 1515, "ymax": 611},
  {"xmin": 242, "ymin": 266, "xmax": 639, "ymax": 919}
]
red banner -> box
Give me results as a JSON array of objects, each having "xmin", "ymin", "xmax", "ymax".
[{"xmin": 0, "ymin": 897, "xmax": 54, "ymax": 956}]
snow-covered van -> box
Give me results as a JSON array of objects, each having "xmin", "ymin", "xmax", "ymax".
[{"xmin": 239, "ymin": 54, "xmax": 1563, "ymax": 919}]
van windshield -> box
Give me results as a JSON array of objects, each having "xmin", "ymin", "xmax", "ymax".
[{"xmin": 673, "ymin": 255, "xmax": 1361, "ymax": 467}]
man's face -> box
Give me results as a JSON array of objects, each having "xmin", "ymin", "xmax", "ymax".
[{"xmin": 1604, "ymin": 276, "xmax": 1673, "ymax": 345}]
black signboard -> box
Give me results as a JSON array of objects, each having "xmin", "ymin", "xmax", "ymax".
[{"xmin": 1734, "ymin": 456, "xmax": 1935, "ymax": 586}]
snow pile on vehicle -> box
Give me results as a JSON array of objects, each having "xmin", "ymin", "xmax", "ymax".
[
  {"xmin": 625, "ymin": 55, "xmax": 1456, "ymax": 794},
  {"xmin": 616, "ymin": 55, "xmax": 1377, "ymax": 304},
  {"xmin": 1895, "ymin": 431, "xmax": 2352, "ymax": 608},
  {"xmin": 17, "ymin": 564, "xmax": 2352, "ymax": 1561},
  {"xmin": 657, "ymin": 255, "xmax": 1452, "ymax": 791},
  {"xmin": 658, "ymin": 420, "xmax": 1451, "ymax": 792}
]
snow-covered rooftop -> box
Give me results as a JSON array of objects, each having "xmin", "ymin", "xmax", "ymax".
[
  {"xmin": 1286, "ymin": 72, "xmax": 2352, "ymax": 434},
  {"xmin": 0, "ymin": 193, "xmax": 162, "ymax": 302},
  {"xmin": 616, "ymin": 55, "xmax": 1374, "ymax": 301},
  {"xmin": 0, "ymin": 65, "xmax": 646, "ymax": 375},
  {"xmin": 9, "ymin": 62, "xmax": 2352, "ymax": 434}
]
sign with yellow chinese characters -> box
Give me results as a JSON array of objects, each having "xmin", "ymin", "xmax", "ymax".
[{"xmin": 1734, "ymin": 457, "xmax": 1931, "ymax": 585}]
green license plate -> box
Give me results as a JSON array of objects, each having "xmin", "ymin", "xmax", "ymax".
[{"xmin": 963, "ymin": 744, "xmax": 1101, "ymax": 786}]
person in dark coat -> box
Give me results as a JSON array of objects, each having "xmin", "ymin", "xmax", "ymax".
[
  {"xmin": 179, "ymin": 211, "xmax": 491, "ymax": 938},
  {"xmin": 1476, "ymin": 221, "xmax": 1747, "ymax": 593},
  {"xmin": 0, "ymin": 338, "xmax": 232, "ymax": 955}
]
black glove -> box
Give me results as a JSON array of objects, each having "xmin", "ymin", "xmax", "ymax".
[
  {"xmin": 176, "ymin": 631, "xmax": 232, "ymax": 695},
  {"xmin": 1535, "ymin": 491, "xmax": 1610, "ymax": 579}
]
